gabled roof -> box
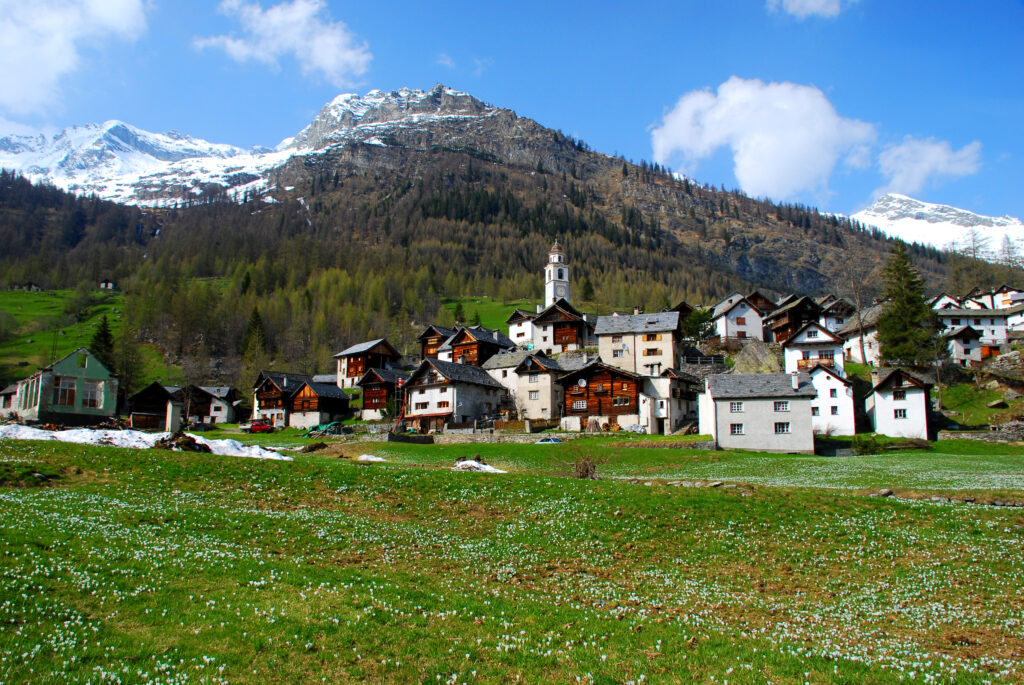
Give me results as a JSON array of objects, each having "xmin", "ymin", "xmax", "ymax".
[
  {"xmin": 558, "ymin": 359, "xmax": 641, "ymax": 384},
  {"xmin": 821, "ymin": 297, "xmax": 855, "ymax": 316},
  {"xmin": 514, "ymin": 351, "xmax": 591, "ymax": 374},
  {"xmin": 661, "ymin": 368, "xmax": 701, "ymax": 383},
  {"xmin": 808, "ymin": 364, "xmax": 852, "ymax": 386},
  {"xmin": 764, "ymin": 295, "xmax": 820, "ymax": 323},
  {"xmin": 994, "ymin": 283, "xmax": 1020, "ymax": 294},
  {"xmin": 837, "ymin": 303, "xmax": 886, "ymax": 338},
  {"xmin": 935, "ymin": 308, "xmax": 1009, "ymax": 318},
  {"xmin": 448, "ymin": 325, "xmax": 516, "ymax": 349},
  {"xmin": 594, "ymin": 311, "xmax": 679, "ymax": 335},
  {"xmin": 333, "ymin": 338, "xmax": 400, "ymax": 359},
  {"xmin": 128, "ymin": 381, "xmax": 183, "ymax": 403},
  {"xmin": 505, "ymin": 308, "xmax": 537, "ymax": 324},
  {"xmin": 417, "ymin": 324, "xmax": 457, "ymax": 341},
  {"xmin": 710, "ymin": 296, "xmax": 761, "ymax": 321},
  {"xmin": 358, "ymin": 367, "xmax": 411, "ymax": 386},
  {"xmin": 34, "ymin": 347, "xmax": 114, "ymax": 377},
  {"xmin": 869, "ymin": 367, "xmax": 932, "ymax": 393},
  {"xmin": 710, "ymin": 292, "xmax": 747, "ymax": 318},
  {"xmin": 964, "ymin": 286, "xmax": 990, "ymax": 298},
  {"xmin": 669, "ymin": 299, "xmax": 695, "ymax": 316},
  {"xmin": 481, "ymin": 348, "xmax": 537, "ymax": 370},
  {"xmin": 943, "ymin": 325, "xmax": 982, "ymax": 341},
  {"xmin": 0, "ymin": 383, "xmax": 17, "ymax": 395},
  {"xmin": 816, "ymin": 294, "xmax": 837, "ymax": 306},
  {"xmin": 255, "ymin": 370, "xmax": 312, "ymax": 393},
  {"xmin": 775, "ymin": 293, "xmax": 800, "ymax": 308},
  {"xmin": 194, "ymin": 386, "xmax": 234, "ymax": 399},
  {"xmin": 929, "ymin": 292, "xmax": 961, "ymax": 306},
  {"xmin": 300, "ymin": 381, "xmax": 350, "ymax": 400},
  {"xmin": 533, "ymin": 298, "xmax": 585, "ymax": 324},
  {"xmin": 706, "ymin": 372, "xmax": 816, "ymax": 399},
  {"xmin": 409, "ymin": 358, "xmax": 504, "ymax": 388},
  {"xmin": 781, "ymin": 321, "xmax": 843, "ymax": 347}
]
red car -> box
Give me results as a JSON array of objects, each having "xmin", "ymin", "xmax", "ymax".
[{"xmin": 241, "ymin": 419, "xmax": 275, "ymax": 434}]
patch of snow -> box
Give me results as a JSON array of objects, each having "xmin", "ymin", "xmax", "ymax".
[
  {"xmin": 0, "ymin": 425, "xmax": 291, "ymax": 461},
  {"xmin": 451, "ymin": 460, "xmax": 506, "ymax": 473},
  {"xmin": 356, "ymin": 454, "xmax": 386, "ymax": 462}
]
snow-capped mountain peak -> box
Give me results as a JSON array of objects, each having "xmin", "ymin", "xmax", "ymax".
[{"xmin": 852, "ymin": 193, "xmax": 1024, "ymax": 252}]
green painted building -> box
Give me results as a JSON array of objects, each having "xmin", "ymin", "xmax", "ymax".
[{"xmin": 13, "ymin": 348, "xmax": 118, "ymax": 425}]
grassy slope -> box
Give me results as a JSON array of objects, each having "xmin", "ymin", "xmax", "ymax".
[{"xmin": 1, "ymin": 437, "xmax": 1022, "ymax": 683}]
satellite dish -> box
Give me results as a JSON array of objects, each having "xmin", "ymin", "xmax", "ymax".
[
  {"xmin": 621, "ymin": 343, "xmax": 628, "ymax": 350},
  {"xmin": 578, "ymin": 379, "xmax": 587, "ymax": 388}
]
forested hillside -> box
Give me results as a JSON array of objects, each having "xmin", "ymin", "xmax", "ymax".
[{"xmin": 1, "ymin": 126, "xmax": 1018, "ymax": 388}]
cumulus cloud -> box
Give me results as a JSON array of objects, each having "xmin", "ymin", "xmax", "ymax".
[
  {"xmin": 195, "ymin": 0, "xmax": 371, "ymax": 87},
  {"xmin": 651, "ymin": 76, "xmax": 876, "ymax": 200},
  {"xmin": 0, "ymin": 0, "xmax": 147, "ymax": 115},
  {"xmin": 876, "ymin": 136, "xmax": 982, "ymax": 197},
  {"xmin": 766, "ymin": 0, "xmax": 848, "ymax": 19}
]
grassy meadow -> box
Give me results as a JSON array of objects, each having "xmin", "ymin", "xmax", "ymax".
[{"xmin": 1, "ymin": 435, "xmax": 1022, "ymax": 683}]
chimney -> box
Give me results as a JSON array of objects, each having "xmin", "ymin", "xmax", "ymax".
[
  {"xmin": 283, "ymin": 377, "xmax": 288, "ymax": 388},
  {"xmin": 633, "ymin": 306, "xmax": 641, "ymax": 315},
  {"xmin": 791, "ymin": 372, "xmax": 799, "ymax": 391}
]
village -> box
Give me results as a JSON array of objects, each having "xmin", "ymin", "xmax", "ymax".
[{"xmin": 4, "ymin": 240, "xmax": 1024, "ymax": 454}]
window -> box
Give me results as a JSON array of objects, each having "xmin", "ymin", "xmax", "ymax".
[
  {"xmin": 831, "ymin": 406, "xmax": 839, "ymax": 416},
  {"xmin": 819, "ymin": 350, "xmax": 834, "ymax": 360},
  {"xmin": 643, "ymin": 348, "xmax": 659, "ymax": 356},
  {"xmin": 612, "ymin": 397, "xmax": 630, "ymax": 406},
  {"xmin": 82, "ymin": 381, "xmax": 101, "ymax": 409},
  {"xmin": 774, "ymin": 422, "xmax": 790, "ymax": 434},
  {"xmin": 594, "ymin": 383, "xmax": 604, "ymax": 392},
  {"xmin": 53, "ymin": 377, "xmax": 75, "ymax": 406},
  {"xmin": 502, "ymin": 370, "xmax": 508, "ymax": 378},
  {"xmin": 730, "ymin": 423, "xmax": 744, "ymax": 435},
  {"xmin": 835, "ymin": 317, "xmax": 844, "ymax": 324},
  {"xmin": 950, "ymin": 318, "xmax": 960, "ymax": 325},
  {"xmin": 572, "ymin": 400, "xmax": 587, "ymax": 410},
  {"xmin": 736, "ymin": 317, "xmax": 746, "ymax": 325},
  {"xmin": 437, "ymin": 401, "xmax": 450, "ymax": 409},
  {"xmin": 730, "ymin": 401, "xmax": 744, "ymax": 413},
  {"xmin": 894, "ymin": 408, "xmax": 907, "ymax": 419},
  {"xmin": 439, "ymin": 387, "xmax": 448, "ymax": 393},
  {"xmin": 643, "ymin": 333, "xmax": 661, "ymax": 342},
  {"xmin": 621, "ymin": 383, "xmax": 628, "ymax": 390},
  {"xmin": 414, "ymin": 402, "xmax": 428, "ymax": 410},
  {"xmin": 516, "ymin": 332, "xmax": 525, "ymax": 338},
  {"xmin": 830, "ymin": 388, "xmax": 838, "ymax": 398},
  {"xmin": 807, "ymin": 330, "xmax": 818, "ymax": 339},
  {"xmin": 774, "ymin": 401, "xmax": 789, "ymax": 412},
  {"xmin": 612, "ymin": 349, "xmax": 624, "ymax": 358},
  {"xmin": 529, "ymin": 391, "xmax": 539, "ymax": 400},
  {"xmin": 77, "ymin": 353, "xmax": 87, "ymax": 368},
  {"xmin": 802, "ymin": 350, "xmax": 811, "ymax": 360},
  {"xmin": 974, "ymin": 319, "xmax": 981, "ymax": 325},
  {"xmin": 529, "ymin": 374, "xmax": 539, "ymax": 383},
  {"xmin": 737, "ymin": 332, "xmax": 746, "ymax": 339},
  {"xmin": 893, "ymin": 389, "xmax": 906, "ymax": 401},
  {"xmin": 811, "ymin": 406, "xmax": 820, "ymax": 416},
  {"xmin": 611, "ymin": 335, "xmax": 622, "ymax": 343}
]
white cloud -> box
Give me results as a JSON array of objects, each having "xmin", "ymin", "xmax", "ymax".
[
  {"xmin": 876, "ymin": 136, "xmax": 981, "ymax": 197},
  {"xmin": 0, "ymin": 0, "xmax": 147, "ymax": 115},
  {"xmin": 195, "ymin": 0, "xmax": 371, "ymax": 87},
  {"xmin": 651, "ymin": 76, "xmax": 876, "ymax": 200},
  {"xmin": 437, "ymin": 53, "xmax": 455, "ymax": 69},
  {"xmin": 766, "ymin": 0, "xmax": 848, "ymax": 19}
]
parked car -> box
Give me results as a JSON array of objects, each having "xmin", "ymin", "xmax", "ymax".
[
  {"xmin": 241, "ymin": 419, "xmax": 275, "ymax": 434},
  {"xmin": 535, "ymin": 436, "xmax": 563, "ymax": 444}
]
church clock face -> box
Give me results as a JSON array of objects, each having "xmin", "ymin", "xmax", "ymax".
[{"xmin": 555, "ymin": 285, "xmax": 567, "ymax": 297}]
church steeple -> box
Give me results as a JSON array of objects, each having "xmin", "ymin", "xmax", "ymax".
[{"xmin": 544, "ymin": 240, "xmax": 570, "ymax": 305}]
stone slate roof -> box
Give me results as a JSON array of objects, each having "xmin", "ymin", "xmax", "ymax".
[
  {"xmin": 706, "ymin": 373, "xmax": 816, "ymax": 399},
  {"xmin": 935, "ymin": 308, "xmax": 1010, "ymax": 318},
  {"xmin": 594, "ymin": 311, "xmax": 679, "ymax": 335},
  {"xmin": 870, "ymin": 367, "xmax": 932, "ymax": 393},
  {"xmin": 481, "ymin": 348, "xmax": 536, "ymax": 370},
  {"xmin": 662, "ymin": 368, "xmax": 702, "ymax": 384},
  {"xmin": 421, "ymin": 358, "xmax": 504, "ymax": 388},
  {"xmin": 438, "ymin": 325, "xmax": 515, "ymax": 352},
  {"xmin": 837, "ymin": 303, "xmax": 886, "ymax": 338},
  {"xmin": 418, "ymin": 324, "xmax": 457, "ymax": 341},
  {"xmin": 334, "ymin": 338, "xmax": 399, "ymax": 358},
  {"xmin": 360, "ymin": 367, "xmax": 411, "ymax": 385},
  {"xmin": 305, "ymin": 381, "xmax": 350, "ymax": 400},
  {"xmin": 710, "ymin": 293, "xmax": 748, "ymax": 319},
  {"xmin": 943, "ymin": 325, "xmax": 982, "ymax": 341},
  {"xmin": 764, "ymin": 295, "xmax": 819, "ymax": 323},
  {"xmin": 196, "ymin": 386, "xmax": 233, "ymax": 399},
  {"xmin": 258, "ymin": 370, "xmax": 312, "ymax": 394},
  {"xmin": 0, "ymin": 383, "xmax": 17, "ymax": 395}
]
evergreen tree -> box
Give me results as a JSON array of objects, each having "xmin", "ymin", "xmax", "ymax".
[
  {"xmin": 877, "ymin": 242, "xmax": 944, "ymax": 365},
  {"xmin": 89, "ymin": 314, "xmax": 116, "ymax": 371},
  {"xmin": 470, "ymin": 310, "xmax": 482, "ymax": 326},
  {"xmin": 240, "ymin": 307, "xmax": 267, "ymax": 354},
  {"xmin": 453, "ymin": 302, "xmax": 465, "ymax": 323}
]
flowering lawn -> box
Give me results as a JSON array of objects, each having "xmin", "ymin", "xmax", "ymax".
[{"xmin": 1, "ymin": 438, "xmax": 1022, "ymax": 683}]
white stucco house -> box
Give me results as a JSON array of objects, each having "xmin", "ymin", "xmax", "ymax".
[
  {"xmin": 782, "ymin": 322, "xmax": 846, "ymax": 377},
  {"xmin": 401, "ymin": 358, "xmax": 508, "ymax": 433},
  {"xmin": 808, "ymin": 365, "xmax": 855, "ymax": 436},
  {"xmin": 839, "ymin": 303, "xmax": 885, "ymax": 366},
  {"xmin": 945, "ymin": 326, "xmax": 983, "ymax": 366},
  {"xmin": 866, "ymin": 368, "xmax": 932, "ymax": 440},
  {"xmin": 698, "ymin": 373, "xmax": 816, "ymax": 453},
  {"xmin": 710, "ymin": 295, "xmax": 764, "ymax": 342}
]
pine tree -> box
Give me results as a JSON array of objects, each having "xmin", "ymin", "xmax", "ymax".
[
  {"xmin": 877, "ymin": 242, "xmax": 944, "ymax": 365},
  {"xmin": 241, "ymin": 307, "xmax": 267, "ymax": 354},
  {"xmin": 89, "ymin": 314, "xmax": 116, "ymax": 372}
]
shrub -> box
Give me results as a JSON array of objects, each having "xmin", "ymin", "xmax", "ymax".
[{"xmin": 851, "ymin": 435, "xmax": 882, "ymax": 455}]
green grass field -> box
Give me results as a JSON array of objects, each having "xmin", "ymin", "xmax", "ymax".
[
  {"xmin": 1, "ymin": 436, "xmax": 1022, "ymax": 683},
  {"xmin": 441, "ymin": 296, "xmax": 533, "ymax": 330}
]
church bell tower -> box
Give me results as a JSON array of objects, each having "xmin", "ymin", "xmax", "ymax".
[{"xmin": 544, "ymin": 240, "xmax": 570, "ymax": 305}]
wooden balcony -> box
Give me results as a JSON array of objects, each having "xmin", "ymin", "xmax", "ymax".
[{"xmin": 797, "ymin": 358, "xmax": 834, "ymax": 370}]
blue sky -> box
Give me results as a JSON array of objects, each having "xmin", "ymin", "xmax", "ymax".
[{"xmin": 1, "ymin": 0, "xmax": 1022, "ymax": 218}]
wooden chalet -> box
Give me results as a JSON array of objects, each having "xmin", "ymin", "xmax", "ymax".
[
  {"xmin": 334, "ymin": 338, "xmax": 402, "ymax": 389},
  {"xmin": 417, "ymin": 325, "xmax": 457, "ymax": 360},
  {"xmin": 252, "ymin": 370, "xmax": 311, "ymax": 426},
  {"xmin": 128, "ymin": 382, "xmax": 183, "ymax": 429},
  {"xmin": 532, "ymin": 298, "xmax": 590, "ymax": 351},
  {"xmin": 763, "ymin": 295, "xmax": 822, "ymax": 342},
  {"xmin": 746, "ymin": 290, "xmax": 778, "ymax": 316},
  {"xmin": 448, "ymin": 326, "xmax": 515, "ymax": 366},
  {"xmin": 669, "ymin": 299, "xmax": 695, "ymax": 318},
  {"xmin": 289, "ymin": 381, "xmax": 350, "ymax": 428},
  {"xmin": 559, "ymin": 361, "xmax": 641, "ymax": 428},
  {"xmin": 357, "ymin": 367, "xmax": 411, "ymax": 420},
  {"xmin": 184, "ymin": 385, "xmax": 240, "ymax": 424}
]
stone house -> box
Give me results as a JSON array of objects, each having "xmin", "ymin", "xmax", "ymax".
[
  {"xmin": 944, "ymin": 326, "xmax": 982, "ymax": 366},
  {"xmin": 698, "ymin": 373, "xmax": 816, "ymax": 453},
  {"xmin": 595, "ymin": 311, "xmax": 681, "ymax": 376},
  {"xmin": 401, "ymin": 358, "xmax": 507, "ymax": 433}
]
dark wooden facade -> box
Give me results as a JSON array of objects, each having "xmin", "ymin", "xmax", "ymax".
[
  {"xmin": 746, "ymin": 291, "xmax": 777, "ymax": 316},
  {"xmin": 450, "ymin": 329, "xmax": 502, "ymax": 366},
  {"xmin": 534, "ymin": 303, "xmax": 587, "ymax": 351},
  {"xmin": 560, "ymin": 363, "xmax": 640, "ymax": 424},
  {"xmin": 338, "ymin": 339, "xmax": 401, "ymax": 382},
  {"xmin": 358, "ymin": 369, "xmax": 408, "ymax": 413},
  {"xmin": 418, "ymin": 325, "xmax": 455, "ymax": 360},
  {"xmin": 765, "ymin": 296, "xmax": 821, "ymax": 342},
  {"xmin": 128, "ymin": 382, "xmax": 182, "ymax": 429},
  {"xmin": 291, "ymin": 383, "xmax": 349, "ymax": 416}
]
